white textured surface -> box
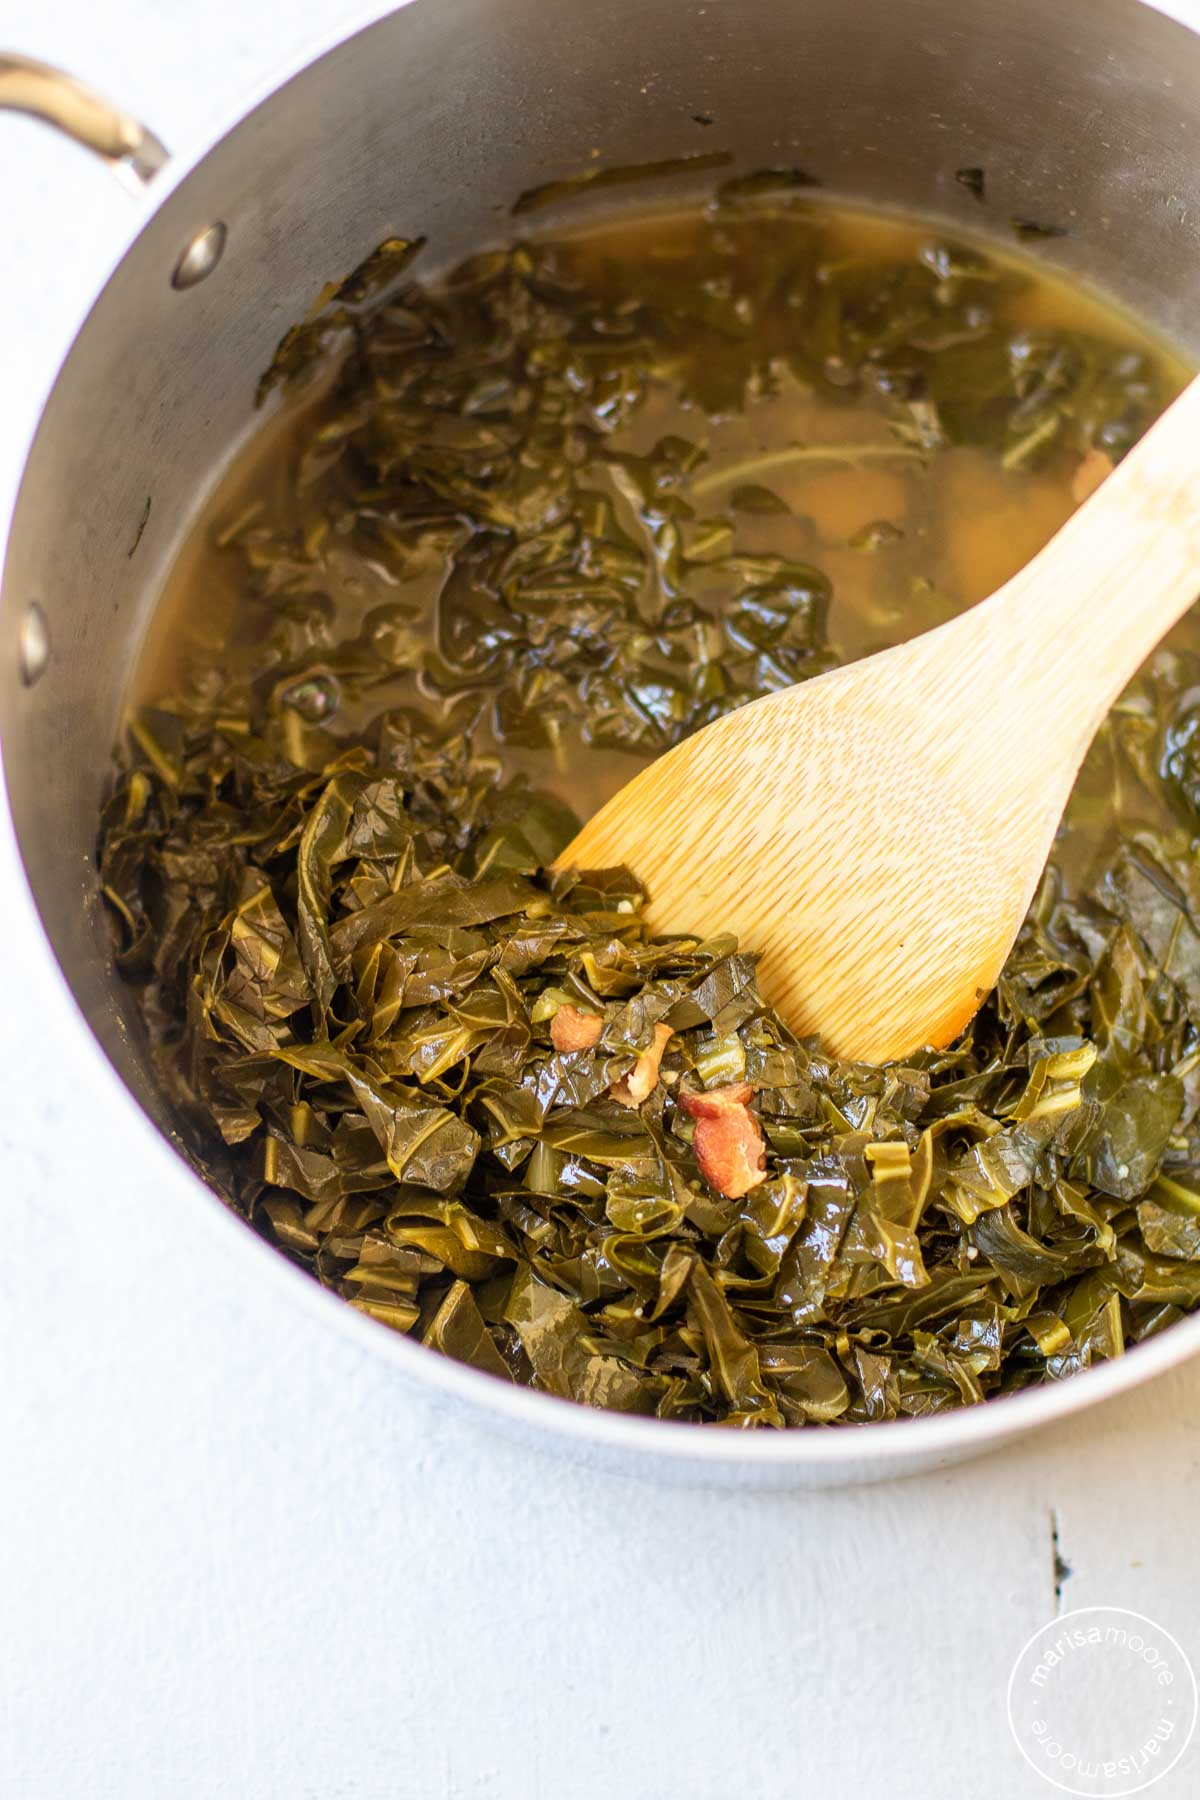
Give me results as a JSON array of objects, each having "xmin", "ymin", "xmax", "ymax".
[{"xmin": 4, "ymin": 4, "xmax": 1200, "ymax": 1795}]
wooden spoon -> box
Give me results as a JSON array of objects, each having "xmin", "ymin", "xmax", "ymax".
[{"xmin": 557, "ymin": 377, "xmax": 1200, "ymax": 1064}]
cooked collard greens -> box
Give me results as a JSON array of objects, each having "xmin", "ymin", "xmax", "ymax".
[{"xmin": 99, "ymin": 199, "xmax": 1200, "ymax": 1426}]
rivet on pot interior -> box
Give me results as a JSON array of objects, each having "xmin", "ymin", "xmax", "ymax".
[
  {"xmin": 18, "ymin": 602, "xmax": 50, "ymax": 687},
  {"xmin": 171, "ymin": 222, "xmax": 227, "ymax": 290}
]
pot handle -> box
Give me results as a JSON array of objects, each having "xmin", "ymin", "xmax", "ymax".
[{"xmin": 0, "ymin": 52, "xmax": 168, "ymax": 187}]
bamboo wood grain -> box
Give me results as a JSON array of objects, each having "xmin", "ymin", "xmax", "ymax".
[{"xmin": 557, "ymin": 375, "xmax": 1200, "ymax": 1062}]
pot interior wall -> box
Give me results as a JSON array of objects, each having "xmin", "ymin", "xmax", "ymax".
[{"xmin": 4, "ymin": 0, "xmax": 1200, "ymax": 1136}]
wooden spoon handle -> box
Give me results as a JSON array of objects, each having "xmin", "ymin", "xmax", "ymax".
[{"xmin": 967, "ymin": 371, "xmax": 1200, "ymax": 754}]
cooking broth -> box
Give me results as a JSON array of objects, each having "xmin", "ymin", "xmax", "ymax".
[{"xmin": 133, "ymin": 202, "xmax": 1189, "ymax": 848}]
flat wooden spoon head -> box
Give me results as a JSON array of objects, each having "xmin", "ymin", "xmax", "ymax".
[{"xmin": 557, "ymin": 375, "xmax": 1200, "ymax": 1063}]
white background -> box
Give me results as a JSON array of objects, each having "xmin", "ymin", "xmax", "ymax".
[{"xmin": 4, "ymin": 3, "xmax": 1200, "ymax": 1795}]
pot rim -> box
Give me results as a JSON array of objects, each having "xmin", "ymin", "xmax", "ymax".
[{"xmin": 5, "ymin": 0, "xmax": 1200, "ymax": 1477}]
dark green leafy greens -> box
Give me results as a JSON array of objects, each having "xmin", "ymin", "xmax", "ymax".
[{"xmin": 99, "ymin": 198, "xmax": 1200, "ymax": 1427}]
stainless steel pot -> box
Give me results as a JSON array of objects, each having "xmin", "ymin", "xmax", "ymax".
[{"xmin": 5, "ymin": 0, "xmax": 1200, "ymax": 1488}]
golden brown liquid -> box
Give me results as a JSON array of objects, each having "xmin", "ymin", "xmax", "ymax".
[{"xmin": 132, "ymin": 202, "xmax": 1193, "ymax": 835}]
